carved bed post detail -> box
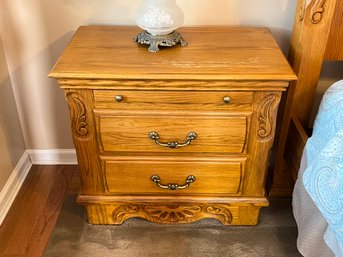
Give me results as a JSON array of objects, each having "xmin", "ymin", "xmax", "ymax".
[
  {"xmin": 310, "ymin": 0, "xmax": 326, "ymax": 24},
  {"xmin": 301, "ymin": 0, "xmax": 327, "ymax": 23}
]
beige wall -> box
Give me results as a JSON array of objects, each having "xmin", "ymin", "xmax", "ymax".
[
  {"xmin": 0, "ymin": 37, "xmax": 26, "ymax": 190},
  {"xmin": 0, "ymin": 0, "xmax": 340, "ymax": 153}
]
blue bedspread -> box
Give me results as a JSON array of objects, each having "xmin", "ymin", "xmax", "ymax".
[{"xmin": 303, "ymin": 80, "xmax": 343, "ymax": 256}]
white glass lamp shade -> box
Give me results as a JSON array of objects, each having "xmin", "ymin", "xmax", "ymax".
[{"xmin": 135, "ymin": 0, "xmax": 185, "ymax": 35}]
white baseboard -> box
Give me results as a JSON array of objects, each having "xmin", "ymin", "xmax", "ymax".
[
  {"xmin": 28, "ymin": 149, "xmax": 78, "ymax": 165},
  {"xmin": 0, "ymin": 151, "xmax": 32, "ymax": 225},
  {"xmin": 0, "ymin": 149, "xmax": 77, "ymax": 225}
]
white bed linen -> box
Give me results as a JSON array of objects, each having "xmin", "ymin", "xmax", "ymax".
[
  {"xmin": 293, "ymin": 155, "xmax": 335, "ymax": 257},
  {"xmin": 293, "ymin": 80, "xmax": 343, "ymax": 257}
]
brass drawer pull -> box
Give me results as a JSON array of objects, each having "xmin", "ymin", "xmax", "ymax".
[
  {"xmin": 115, "ymin": 95, "xmax": 124, "ymax": 102},
  {"xmin": 223, "ymin": 96, "xmax": 231, "ymax": 104},
  {"xmin": 151, "ymin": 175, "xmax": 196, "ymax": 190},
  {"xmin": 148, "ymin": 131, "xmax": 197, "ymax": 149}
]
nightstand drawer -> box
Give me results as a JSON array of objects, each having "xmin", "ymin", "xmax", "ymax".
[
  {"xmin": 94, "ymin": 90, "xmax": 253, "ymax": 112},
  {"xmin": 103, "ymin": 158, "xmax": 245, "ymax": 195},
  {"xmin": 96, "ymin": 113, "xmax": 249, "ymax": 154}
]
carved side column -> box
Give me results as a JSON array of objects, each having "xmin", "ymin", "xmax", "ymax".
[
  {"xmin": 65, "ymin": 89, "xmax": 104, "ymax": 195},
  {"xmin": 244, "ymin": 91, "xmax": 281, "ymax": 196}
]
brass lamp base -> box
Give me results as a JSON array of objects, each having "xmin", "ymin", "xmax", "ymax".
[{"xmin": 134, "ymin": 30, "xmax": 188, "ymax": 53}]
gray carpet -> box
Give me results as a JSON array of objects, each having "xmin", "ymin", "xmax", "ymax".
[{"xmin": 44, "ymin": 196, "xmax": 302, "ymax": 257}]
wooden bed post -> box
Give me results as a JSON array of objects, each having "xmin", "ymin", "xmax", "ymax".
[{"xmin": 270, "ymin": 0, "xmax": 341, "ymax": 196}]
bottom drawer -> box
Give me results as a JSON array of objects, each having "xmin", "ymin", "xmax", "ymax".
[{"xmin": 102, "ymin": 158, "xmax": 245, "ymax": 196}]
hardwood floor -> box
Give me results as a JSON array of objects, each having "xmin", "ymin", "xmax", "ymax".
[{"xmin": 0, "ymin": 165, "xmax": 78, "ymax": 257}]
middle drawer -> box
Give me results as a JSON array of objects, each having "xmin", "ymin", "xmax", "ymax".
[{"xmin": 95, "ymin": 113, "xmax": 250, "ymax": 154}]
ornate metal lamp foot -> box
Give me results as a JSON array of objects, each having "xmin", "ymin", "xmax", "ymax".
[{"xmin": 134, "ymin": 30, "xmax": 188, "ymax": 53}]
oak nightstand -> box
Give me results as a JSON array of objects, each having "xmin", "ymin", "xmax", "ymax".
[{"xmin": 49, "ymin": 26, "xmax": 296, "ymax": 225}]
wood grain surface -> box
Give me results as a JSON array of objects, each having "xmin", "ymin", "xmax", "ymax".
[
  {"xmin": 49, "ymin": 26, "xmax": 296, "ymax": 81},
  {"xmin": 103, "ymin": 158, "xmax": 245, "ymax": 195},
  {"xmin": 94, "ymin": 90, "xmax": 253, "ymax": 112},
  {"xmin": 97, "ymin": 113, "xmax": 249, "ymax": 154}
]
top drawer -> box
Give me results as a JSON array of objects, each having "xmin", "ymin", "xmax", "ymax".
[{"xmin": 94, "ymin": 90, "xmax": 253, "ymax": 112}]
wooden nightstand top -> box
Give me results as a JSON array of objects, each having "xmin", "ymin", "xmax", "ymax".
[{"xmin": 49, "ymin": 26, "xmax": 296, "ymax": 82}]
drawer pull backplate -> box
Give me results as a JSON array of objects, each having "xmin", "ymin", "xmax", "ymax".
[
  {"xmin": 148, "ymin": 131, "xmax": 197, "ymax": 149},
  {"xmin": 151, "ymin": 175, "xmax": 196, "ymax": 190}
]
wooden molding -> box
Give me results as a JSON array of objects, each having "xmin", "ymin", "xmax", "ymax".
[
  {"xmin": 112, "ymin": 203, "xmax": 233, "ymax": 225},
  {"xmin": 83, "ymin": 201, "xmax": 266, "ymax": 226}
]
